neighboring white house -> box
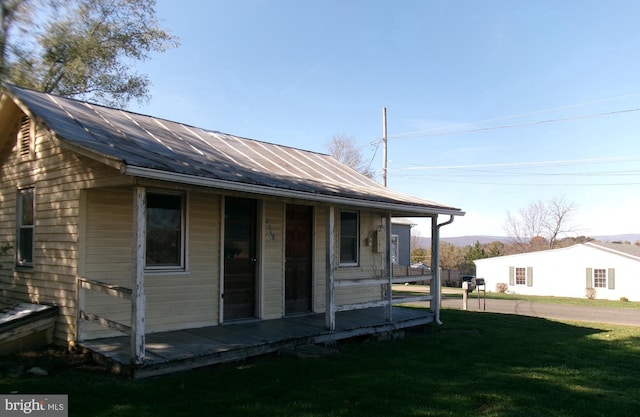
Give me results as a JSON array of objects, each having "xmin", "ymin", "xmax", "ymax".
[{"xmin": 474, "ymin": 242, "xmax": 640, "ymax": 301}]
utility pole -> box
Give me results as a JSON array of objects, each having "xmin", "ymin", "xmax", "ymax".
[{"xmin": 382, "ymin": 107, "xmax": 387, "ymax": 187}]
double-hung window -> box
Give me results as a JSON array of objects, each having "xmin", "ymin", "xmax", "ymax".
[
  {"xmin": 593, "ymin": 268, "xmax": 607, "ymax": 288},
  {"xmin": 510, "ymin": 266, "xmax": 533, "ymax": 287},
  {"xmin": 515, "ymin": 267, "xmax": 526, "ymax": 285},
  {"xmin": 145, "ymin": 192, "xmax": 185, "ymax": 270},
  {"xmin": 339, "ymin": 210, "xmax": 359, "ymax": 266},
  {"xmin": 16, "ymin": 188, "xmax": 34, "ymax": 267}
]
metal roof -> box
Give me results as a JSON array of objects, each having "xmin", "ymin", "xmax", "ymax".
[{"xmin": 4, "ymin": 84, "xmax": 463, "ymax": 216}]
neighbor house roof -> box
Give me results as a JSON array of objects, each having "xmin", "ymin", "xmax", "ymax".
[
  {"xmin": 3, "ymin": 84, "xmax": 463, "ymax": 217},
  {"xmin": 474, "ymin": 242, "xmax": 640, "ymax": 264},
  {"xmin": 586, "ymin": 242, "xmax": 640, "ymax": 261}
]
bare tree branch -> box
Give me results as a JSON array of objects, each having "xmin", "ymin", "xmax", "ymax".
[
  {"xmin": 504, "ymin": 197, "xmax": 579, "ymax": 253},
  {"xmin": 325, "ymin": 134, "xmax": 375, "ymax": 179}
]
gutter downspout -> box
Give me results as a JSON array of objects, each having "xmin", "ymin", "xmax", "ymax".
[{"xmin": 431, "ymin": 215, "xmax": 455, "ymax": 325}]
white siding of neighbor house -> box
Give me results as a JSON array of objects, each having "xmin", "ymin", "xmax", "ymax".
[{"xmin": 474, "ymin": 244, "xmax": 640, "ymax": 301}]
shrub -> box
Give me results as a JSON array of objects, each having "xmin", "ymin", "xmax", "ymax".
[
  {"xmin": 585, "ymin": 287, "xmax": 596, "ymax": 300},
  {"xmin": 620, "ymin": 297, "xmax": 629, "ymax": 302},
  {"xmin": 495, "ymin": 283, "xmax": 508, "ymax": 293}
]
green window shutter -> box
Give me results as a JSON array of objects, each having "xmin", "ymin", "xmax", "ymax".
[
  {"xmin": 509, "ymin": 266, "xmax": 514, "ymax": 285},
  {"xmin": 586, "ymin": 267, "xmax": 592, "ymax": 288},
  {"xmin": 526, "ymin": 267, "xmax": 533, "ymax": 287},
  {"xmin": 608, "ymin": 268, "xmax": 615, "ymax": 289}
]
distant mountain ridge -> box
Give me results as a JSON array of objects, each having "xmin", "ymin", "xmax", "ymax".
[{"xmin": 417, "ymin": 234, "xmax": 640, "ymax": 248}]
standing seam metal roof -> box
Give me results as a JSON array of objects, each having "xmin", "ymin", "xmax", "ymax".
[{"xmin": 5, "ymin": 84, "xmax": 463, "ymax": 216}]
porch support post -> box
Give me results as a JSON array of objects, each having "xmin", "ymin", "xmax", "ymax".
[
  {"xmin": 385, "ymin": 213, "xmax": 393, "ymax": 321},
  {"xmin": 325, "ymin": 205, "xmax": 336, "ymax": 330},
  {"xmin": 132, "ymin": 187, "xmax": 146, "ymax": 365},
  {"xmin": 76, "ymin": 279, "xmax": 85, "ymax": 342},
  {"xmin": 430, "ymin": 216, "xmax": 441, "ymax": 324}
]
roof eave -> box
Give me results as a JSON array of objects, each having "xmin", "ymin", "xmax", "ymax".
[{"xmin": 122, "ymin": 165, "xmax": 464, "ymax": 217}]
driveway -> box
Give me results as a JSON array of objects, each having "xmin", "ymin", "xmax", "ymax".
[{"xmin": 440, "ymin": 296, "xmax": 640, "ymax": 327}]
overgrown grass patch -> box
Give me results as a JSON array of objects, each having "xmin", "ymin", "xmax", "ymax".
[{"xmin": 2, "ymin": 310, "xmax": 639, "ymax": 416}]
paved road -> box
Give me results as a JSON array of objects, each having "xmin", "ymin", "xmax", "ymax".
[{"xmin": 440, "ymin": 296, "xmax": 640, "ymax": 327}]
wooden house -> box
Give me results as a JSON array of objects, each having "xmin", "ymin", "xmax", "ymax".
[
  {"xmin": 474, "ymin": 242, "xmax": 640, "ymax": 301},
  {"xmin": 0, "ymin": 84, "xmax": 463, "ymax": 376}
]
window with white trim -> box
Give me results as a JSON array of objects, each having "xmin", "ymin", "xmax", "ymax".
[
  {"xmin": 339, "ymin": 210, "xmax": 359, "ymax": 266},
  {"xmin": 145, "ymin": 192, "xmax": 185, "ymax": 269},
  {"xmin": 16, "ymin": 188, "xmax": 34, "ymax": 267},
  {"xmin": 593, "ymin": 268, "xmax": 607, "ymax": 288},
  {"xmin": 515, "ymin": 267, "xmax": 526, "ymax": 285}
]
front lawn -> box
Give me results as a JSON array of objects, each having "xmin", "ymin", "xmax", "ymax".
[
  {"xmin": 394, "ymin": 285, "xmax": 640, "ymax": 309},
  {"xmin": 2, "ymin": 309, "xmax": 639, "ymax": 416}
]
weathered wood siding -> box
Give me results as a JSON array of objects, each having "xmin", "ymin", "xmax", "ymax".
[
  {"xmin": 81, "ymin": 189, "xmax": 222, "ymax": 339},
  {"xmin": 79, "ymin": 188, "xmax": 133, "ymax": 339},
  {"xmin": 1, "ymin": 105, "xmax": 399, "ymax": 344},
  {"xmin": 261, "ymin": 200, "xmax": 284, "ymax": 319},
  {"xmin": 313, "ymin": 208, "xmax": 327, "ymax": 312},
  {"xmin": 336, "ymin": 210, "xmax": 388, "ymax": 306},
  {"xmin": 0, "ymin": 106, "xmax": 126, "ymax": 343}
]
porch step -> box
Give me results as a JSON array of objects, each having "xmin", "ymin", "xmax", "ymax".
[{"xmin": 0, "ymin": 302, "xmax": 59, "ymax": 355}]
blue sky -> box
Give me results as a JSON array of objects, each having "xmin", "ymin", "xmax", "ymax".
[{"xmin": 130, "ymin": 0, "xmax": 640, "ymax": 238}]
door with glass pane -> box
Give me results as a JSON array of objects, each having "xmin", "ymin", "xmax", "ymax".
[{"xmin": 223, "ymin": 197, "xmax": 257, "ymax": 320}]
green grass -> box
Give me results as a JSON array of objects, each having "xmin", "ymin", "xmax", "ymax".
[
  {"xmin": 395, "ymin": 284, "xmax": 640, "ymax": 309},
  {"xmin": 447, "ymin": 289, "xmax": 640, "ymax": 309},
  {"xmin": 2, "ymin": 310, "xmax": 640, "ymax": 416}
]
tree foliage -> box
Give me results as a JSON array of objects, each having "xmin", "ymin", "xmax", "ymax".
[
  {"xmin": 326, "ymin": 134, "xmax": 375, "ymax": 179},
  {"xmin": 1, "ymin": 0, "xmax": 178, "ymax": 107},
  {"xmin": 438, "ymin": 242, "xmax": 463, "ymax": 271},
  {"xmin": 411, "ymin": 238, "xmax": 504, "ymax": 276}
]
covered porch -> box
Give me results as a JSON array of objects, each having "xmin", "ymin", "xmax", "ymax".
[{"xmin": 79, "ymin": 306, "xmax": 434, "ymax": 379}]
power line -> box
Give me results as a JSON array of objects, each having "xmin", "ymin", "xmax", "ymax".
[
  {"xmin": 387, "ymin": 155, "xmax": 640, "ymax": 186},
  {"xmin": 389, "ymin": 176, "xmax": 640, "ymax": 187},
  {"xmin": 395, "ymin": 170, "xmax": 640, "ymax": 177},
  {"xmin": 391, "ymin": 155, "xmax": 640, "ymax": 171},
  {"xmin": 386, "ymin": 107, "xmax": 640, "ymax": 140},
  {"xmin": 386, "ymin": 91, "xmax": 640, "ymax": 140}
]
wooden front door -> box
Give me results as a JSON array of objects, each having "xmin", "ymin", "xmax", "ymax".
[
  {"xmin": 285, "ymin": 204, "xmax": 313, "ymax": 314},
  {"xmin": 223, "ymin": 197, "xmax": 257, "ymax": 320}
]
